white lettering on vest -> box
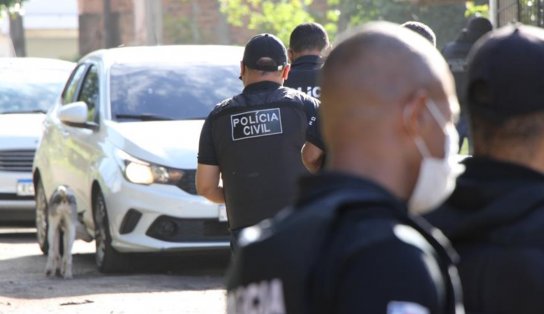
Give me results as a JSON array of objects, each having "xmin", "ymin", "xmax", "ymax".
[
  {"xmin": 227, "ymin": 279, "xmax": 286, "ymax": 314},
  {"xmin": 231, "ymin": 108, "xmax": 283, "ymax": 141}
]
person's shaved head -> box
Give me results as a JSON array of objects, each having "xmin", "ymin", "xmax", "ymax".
[
  {"xmin": 321, "ymin": 22, "xmax": 454, "ymax": 142},
  {"xmin": 319, "ymin": 21, "xmax": 458, "ymax": 200}
]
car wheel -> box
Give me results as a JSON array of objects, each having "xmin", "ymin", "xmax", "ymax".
[
  {"xmin": 93, "ymin": 189, "xmax": 123, "ymax": 273},
  {"xmin": 35, "ymin": 180, "xmax": 48, "ymax": 255}
]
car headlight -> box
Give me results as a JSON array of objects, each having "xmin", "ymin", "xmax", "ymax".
[{"xmin": 116, "ymin": 150, "xmax": 184, "ymax": 185}]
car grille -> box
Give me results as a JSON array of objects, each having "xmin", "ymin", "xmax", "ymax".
[
  {"xmin": 0, "ymin": 150, "xmax": 35, "ymax": 172},
  {"xmin": 146, "ymin": 215, "xmax": 229, "ymax": 242},
  {"xmin": 176, "ymin": 169, "xmax": 197, "ymax": 195}
]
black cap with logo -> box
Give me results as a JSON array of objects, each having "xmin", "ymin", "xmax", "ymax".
[
  {"xmin": 467, "ymin": 24, "xmax": 544, "ymax": 116},
  {"xmin": 242, "ymin": 33, "xmax": 288, "ymax": 72}
]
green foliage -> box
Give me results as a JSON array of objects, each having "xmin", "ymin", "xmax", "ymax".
[
  {"xmin": 219, "ymin": 0, "xmax": 468, "ymax": 48},
  {"xmin": 326, "ymin": 0, "xmax": 466, "ymax": 49},
  {"xmin": 219, "ymin": 0, "xmax": 325, "ymax": 44},
  {"xmin": 465, "ymin": 1, "xmax": 489, "ymax": 18},
  {"xmin": 0, "ymin": 0, "xmax": 25, "ymax": 12}
]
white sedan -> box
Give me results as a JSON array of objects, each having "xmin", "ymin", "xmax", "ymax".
[
  {"xmin": 33, "ymin": 45, "xmax": 242, "ymax": 272},
  {"xmin": 0, "ymin": 58, "xmax": 74, "ymax": 223}
]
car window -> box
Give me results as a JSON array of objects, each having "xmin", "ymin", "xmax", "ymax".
[
  {"xmin": 62, "ymin": 64, "xmax": 88, "ymax": 105},
  {"xmin": 77, "ymin": 65, "xmax": 99, "ymax": 123},
  {"xmin": 109, "ymin": 63, "xmax": 241, "ymax": 122},
  {"xmin": 0, "ymin": 65, "xmax": 73, "ymax": 114}
]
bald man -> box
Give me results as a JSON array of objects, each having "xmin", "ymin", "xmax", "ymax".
[
  {"xmin": 301, "ymin": 21, "xmax": 437, "ymax": 173},
  {"xmin": 226, "ymin": 22, "xmax": 465, "ymax": 314}
]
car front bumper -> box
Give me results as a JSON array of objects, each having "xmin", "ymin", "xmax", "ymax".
[{"xmin": 104, "ymin": 179, "xmax": 229, "ymax": 253}]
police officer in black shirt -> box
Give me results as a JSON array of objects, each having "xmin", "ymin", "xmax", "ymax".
[
  {"xmin": 226, "ymin": 22, "xmax": 464, "ymax": 314},
  {"xmin": 196, "ymin": 33, "xmax": 320, "ymax": 249},
  {"xmin": 284, "ymin": 22, "xmax": 329, "ymax": 172},
  {"xmin": 442, "ymin": 17, "xmax": 492, "ymax": 149},
  {"xmin": 426, "ymin": 24, "xmax": 544, "ymax": 314},
  {"xmin": 284, "ymin": 22, "xmax": 329, "ymax": 98}
]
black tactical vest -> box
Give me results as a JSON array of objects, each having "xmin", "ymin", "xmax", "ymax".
[
  {"xmin": 209, "ymin": 86, "xmax": 315, "ymax": 230},
  {"xmin": 226, "ymin": 188, "xmax": 463, "ymax": 314}
]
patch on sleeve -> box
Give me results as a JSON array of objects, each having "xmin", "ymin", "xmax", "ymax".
[
  {"xmin": 387, "ymin": 301, "xmax": 429, "ymax": 314},
  {"xmin": 231, "ymin": 108, "xmax": 283, "ymax": 141}
]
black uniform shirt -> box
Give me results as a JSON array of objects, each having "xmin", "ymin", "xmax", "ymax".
[
  {"xmin": 198, "ymin": 81, "xmax": 320, "ymax": 230},
  {"xmin": 300, "ymin": 174, "xmax": 461, "ymax": 314},
  {"xmin": 284, "ymin": 55, "xmax": 323, "ymax": 98},
  {"xmin": 284, "ymin": 55, "xmax": 325, "ymax": 150},
  {"xmin": 426, "ymin": 157, "xmax": 544, "ymax": 314}
]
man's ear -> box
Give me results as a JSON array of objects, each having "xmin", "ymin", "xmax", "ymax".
[
  {"xmin": 239, "ymin": 61, "xmax": 246, "ymax": 80},
  {"xmin": 282, "ymin": 64, "xmax": 291, "ymax": 80},
  {"xmin": 403, "ymin": 90, "xmax": 429, "ymax": 137},
  {"xmin": 288, "ymin": 49, "xmax": 295, "ymax": 63}
]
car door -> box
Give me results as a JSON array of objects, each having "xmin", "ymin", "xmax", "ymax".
[
  {"xmin": 62, "ymin": 63, "xmax": 101, "ymax": 214},
  {"xmin": 40, "ymin": 64, "xmax": 88, "ymax": 196}
]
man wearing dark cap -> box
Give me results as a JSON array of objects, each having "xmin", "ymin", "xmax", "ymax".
[
  {"xmin": 442, "ymin": 17, "xmax": 493, "ymax": 149},
  {"xmin": 426, "ymin": 24, "xmax": 544, "ymax": 314},
  {"xmin": 285, "ymin": 22, "xmax": 329, "ymax": 172},
  {"xmin": 196, "ymin": 33, "xmax": 320, "ymax": 250},
  {"xmin": 226, "ymin": 22, "xmax": 464, "ymax": 314}
]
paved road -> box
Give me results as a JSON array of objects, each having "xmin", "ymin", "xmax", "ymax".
[{"xmin": 0, "ymin": 226, "xmax": 230, "ymax": 314}]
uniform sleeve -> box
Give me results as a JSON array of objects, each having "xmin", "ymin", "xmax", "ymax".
[
  {"xmin": 303, "ymin": 98, "xmax": 325, "ymax": 150},
  {"xmin": 332, "ymin": 240, "xmax": 442, "ymax": 314},
  {"xmin": 197, "ymin": 115, "xmax": 218, "ymax": 165}
]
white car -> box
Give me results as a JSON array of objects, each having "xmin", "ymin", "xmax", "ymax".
[
  {"xmin": 0, "ymin": 58, "xmax": 75, "ymax": 223},
  {"xmin": 33, "ymin": 45, "xmax": 243, "ymax": 272}
]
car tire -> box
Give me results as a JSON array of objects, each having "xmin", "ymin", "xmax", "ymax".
[
  {"xmin": 35, "ymin": 180, "xmax": 49, "ymax": 255},
  {"xmin": 93, "ymin": 189, "xmax": 124, "ymax": 273}
]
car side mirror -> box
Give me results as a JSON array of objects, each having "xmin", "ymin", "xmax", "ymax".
[{"xmin": 59, "ymin": 101, "xmax": 88, "ymax": 125}]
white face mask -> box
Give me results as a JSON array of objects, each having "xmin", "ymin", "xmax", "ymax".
[{"xmin": 407, "ymin": 101, "xmax": 465, "ymax": 215}]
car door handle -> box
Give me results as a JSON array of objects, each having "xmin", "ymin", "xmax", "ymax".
[{"xmin": 61, "ymin": 130, "xmax": 70, "ymax": 137}]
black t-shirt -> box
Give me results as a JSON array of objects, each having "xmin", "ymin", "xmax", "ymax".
[
  {"xmin": 226, "ymin": 173, "xmax": 463, "ymax": 314},
  {"xmin": 284, "ymin": 55, "xmax": 323, "ymax": 99},
  {"xmin": 442, "ymin": 39, "xmax": 473, "ymax": 107},
  {"xmin": 198, "ymin": 81, "xmax": 320, "ymax": 230},
  {"xmin": 426, "ymin": 157, "xmax": 544, "ymax": 314},
  {"xmin": 284, "ymin": 55, "xmax": 325, "ymax": 150}
]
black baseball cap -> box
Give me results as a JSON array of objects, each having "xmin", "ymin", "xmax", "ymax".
[
  {"xmin": 467, "ymin": 24, "xmax": 544, "ymax": 116},
  {"xmin": 242, "ymin": 33, "xmax": 288, "ymax": 72}
]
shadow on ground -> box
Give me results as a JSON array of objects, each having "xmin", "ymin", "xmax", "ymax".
[{"xmin": 0, "ymin": 228, "xmax": 230, "ymax": 300}]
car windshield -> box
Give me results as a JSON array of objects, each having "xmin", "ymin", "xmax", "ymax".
[
  {"xmin": 110, "ymin": 63, "xmax": 242, "ymax": 122},
  {"xmin": 0, "ymin": 68, "xmax": 70, "ymax": 114}
]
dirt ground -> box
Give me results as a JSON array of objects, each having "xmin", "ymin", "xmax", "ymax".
[{"xmin": 0, "ymin": 226, "xmax": 230, "ymax": 314}]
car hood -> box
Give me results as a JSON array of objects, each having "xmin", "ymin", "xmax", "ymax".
[
  {"xmin": 0, "ymin": 113, "xmax": 44, "ymax": 149},
  {"xmin": 106, "ymin": 120, "xmax": 205, "ymax": 169}
]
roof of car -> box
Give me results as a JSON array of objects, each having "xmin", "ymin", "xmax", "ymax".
[
  {"xmin": 83, "ymin": 45, "xmax": 244, "ymax": 67},
  {"xmin": 0, "ymin": 57, "xmax": 75, "ymax": 70}
]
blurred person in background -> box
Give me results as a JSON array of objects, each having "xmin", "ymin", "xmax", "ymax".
[
  {"xmin": 442, "ymin": 17, "xmax": 492, "ymax": 150},
  {"xmin": 285, "ymin": 22, "xmax": 329, "ymax": 173},
  {"xmin": 402, "ymin": 21, "xmax": 437, "ymax": 46}
]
